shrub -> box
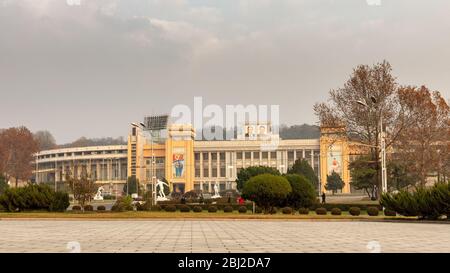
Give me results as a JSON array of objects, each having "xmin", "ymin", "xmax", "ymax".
[
  {"xmin": 283, "ymin": 174, "xmax": 317, "ymax": 209},
  {"xmin": 165, "ymin": 205, "xmax": 177, "ymax": 212},
  {"xmin": 255, "ymin": 207, "xmax": 263, "ymax": 214},
  {"xmin": 193, "ymin": 206, "xmax": 202, "ymax": 213},
  {"xmin": 282, "ymin": 207, "xmax": 293, "ymax": 214},
  {"xmin": 269, "ymin": 207, "xmax": 278, "ymax": 214},
  {"xmin": 381, "ymin": 182, "xmax": 450, "ymax": 219},
  {"xmin": 224, "ymin": 206, "xmax": 233, "ymax": 213},
  {"xmin": 241, "ymin": 174, "xmax": 292, "ymax": 213},
  {"xmin": 298, "ymin": 208, "xmax": 309, "ymax": 215},
  {"xmin": 111, "ymin": 196, "xmax": 134, "ymax": 212},
  {"xmin": 384, "ymin": 209, "xmax": 396, "ymax": 216},
  {"xmin": 72, "ymin": 205, "xmax": 81, "ymax": 211},
  {"xmin": 331, "ymin": 208, "xmax": 342, "ymax": 215},
  {"xmin": 49, "ymin": 191, "xmax": 70, "ymax": 212},
  {"xmin": 208, "ymin": 206, "xmax": 218, "ymax": 213},
  {"xmin": 0, "ymin": 184, "xmax": 56, "ymax": 212},
  {"xmin": 84, "ymin": 205, "xmax": 94, "ymax": 211},
  {"xmin": 179, "ymin": 205, "xmax": 190, "ymax": 212},
  {"xmin": 367, "ymin": 207, "xmax": 379, "ymax": 216},
  {"xmin": 238, "ymin": 206, "xmax": 247, "ymax": 213},
  {"xmin": 315, "ymin": 207, "xmax": 327, "ymax": 215},
  {"xmin": 349, "ymin": 207, "xmax": 361, "ymax": 216},
  {"xmin": 97, "ymin": 205, "xmax": 106, "ymax": 211}
]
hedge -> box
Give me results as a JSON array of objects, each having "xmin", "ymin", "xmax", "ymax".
[
  {"xmin": 349, "ymin": 207, "xmax": 361, "ymax": 216},
  {"xmin": 367, "ymin": 207, "xmax": 379, "ymax": 216},
  {"xmin": 331, "ymin": 208, "xmax": 342, "ymax": 215},
  {"xmin": 282, "ymin": 207, "xmax": 293, "ymax": 214},
  {"xmin": 315, "ymin": 207, "xmax": 327, "ymax": 215},
  {"xmin": 298, "ymin": 208, "xmax": 309, "ymax": 215},
  {"xmin": 238, "ymin": 206, "xmax": 247, "ymax": 213},
  {"xmin": 381, "ymin": 183, "xmax": 450, "ymax": 220},
  {"xmin": 0, "ymin": 184, "xmax": 70, "ymax": 212}
]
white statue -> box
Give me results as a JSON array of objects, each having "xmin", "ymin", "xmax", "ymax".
[
  {"xmin": 156, "ymin": 179, "xmax": 169, "ymax": 201},
  {"xmin": 211, "ymin": 183, "xmax": 221, "ymax": 199},
  {"xmin": 93, "ymin": 186, "xmax": 104, "ymax": 201}
]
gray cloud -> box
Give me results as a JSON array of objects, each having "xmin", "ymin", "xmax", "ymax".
[{"xmin": 0, "ymin": 0, "xmax": 449, "ymax": 143}]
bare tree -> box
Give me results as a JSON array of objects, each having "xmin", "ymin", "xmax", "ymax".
[
  {"xmin": 314, "ymin": 61, "xmax": 415, "ymax": 197},
  {"xmin": 394, "ymin": 86, "xmax": 450, "ymax": 186},
  {"xmin": 33, "ymin": 130, "xmax": 57, "ymax": 151},
  {"xmin": 0, "ymin": 127, "xmax": 39, "ymax": 187}
]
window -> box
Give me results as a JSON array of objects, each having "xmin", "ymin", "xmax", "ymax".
[
  {"xmin": 220, "ymin": 152, "xmax": 225, "ymax": 160},
  {"xmin": 212, "ymin": 168, "xmax": 217, "ymax": 177},
  {"xmin": 288, "ymin": 151, "xmax": 294, "ymax": 160},
  {"xmin": 236, "ymin": 152, "xmax": 243, "ymax": 159},
  {"xmin": 212, "ymin": 153, "xmax": 217, "ymax": 160},
  {"xmin": 262, "ymin": 152, "xmax": 268, "ymax": 159},
  {"xmin": 270, "ymin": 151, "xmax": 276, "ymax": 159},
  {"xmin": 195, "ymin": 153, "xmax": 200, "ymax": 160},
  {"xmin": 203, "ymin": 168, "xmax": 209, "ymax": 177},
  {"xmin": 203, "ymin": 153, "xmax": 209, "ymax": 160},
  {"xmin": 220, "ymin": 167, "xmax": 226, "ymax": 177},
  {"xmin": 245, "ymin": 152, "xmax": 251, "ymax": 159}
]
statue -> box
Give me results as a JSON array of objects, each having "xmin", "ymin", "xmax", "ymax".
[
  {"xmin": 93, "ymin": 186, "xmax": 104, "ymax": 201},
  {"xmin": 156, "ymin": 179, "xmax": 170, "ymax": 201},
  {"xmin": 211, "ymin": 183, "xmax": 221, "ymax": 199}
]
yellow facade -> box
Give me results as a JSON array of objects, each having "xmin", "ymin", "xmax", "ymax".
[{"xmin": 319, "ymin": 126, "xmax": 352, "ymax": 194}]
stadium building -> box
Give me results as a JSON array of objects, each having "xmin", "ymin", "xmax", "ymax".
[{"xmin": 35, "ymin": 116, "xmax": 358, "ymax": 196}]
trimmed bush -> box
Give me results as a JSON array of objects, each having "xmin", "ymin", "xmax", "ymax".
[
  {"xmin": 282, "ymin": 207, "xmax": 293, "ymax": 214},
  {"xmin": 367, "ymin": 207, "xmax": 379, "ymax": 216},
  {"xmin": 242, "ymin": 174, "xmax": 292, "ymax": 213},
  {"xmin": 179, "ymin": 205, "xmax": 190, "ymax": 212},
  {"xmin": 193, "ymin": 206, "xmax": 202, "ymax": 213},
  {"xmin": 84, "ymin": 205, "xmax": 94, "ymax": 211},
  {"xmin": 269, "ymin": 207, "xmax": 278, "ymax": 214},
  {"xmin": 208, "ymin": 206, "xmax": 218, "ymax": 213},
  {"xmin": 349, "ymin": 207, "xmax": 361, "ymax": 216},
  {"xmin": 96, "ymin": 205, "xmax": 106, "ymax": 211},
  {"xmin": 165, "ymin": 205, "xmax": 177, "ymax": 212},
  {"xmin": 255, "ymin": 207, "xmax": 263, "ymax": 214},
  {"xmin": 331, "ymin": 208, "xmax": 342, "ymax": 215},
  {"xmin": 223, "ymin": 206, "xmax": 233, "ymax": 213},
  {"xmin": 283, "ymin": 174, "xmax": 317, "ymax": 209},
  {"xmin": 315, "ymin": 207, "xmax": 327, "ymax": 215},
  {"xmin": 384, "ymin": 209, "xmax": 396, "ymax": 216},
  {"xmin": 72, "ymin": 205, "xmax": 81, "ymax": 211},
  {"xmin": 238, "ymin": 206, "xmax": 247, "ymax": 213},
  {"xmin": 298, "ymin": 208, "xmax": 309, "ymax": 215}
]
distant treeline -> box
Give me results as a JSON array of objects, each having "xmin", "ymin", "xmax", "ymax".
[
  {"xmin": 58, "ymin": 136, "xmax": 127, "ymax": 148},
  {"xmin": 197, "ymin": 124, "xmax": 320, "ymax": 140}
]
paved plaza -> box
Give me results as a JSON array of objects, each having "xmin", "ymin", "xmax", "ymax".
[{"xmin": 0, "ymin": 220, "xmax": 448, "ymax": 253}]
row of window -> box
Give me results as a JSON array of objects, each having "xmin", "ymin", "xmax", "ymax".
[{"xmin": 38, "ymin": 150, "xmax": 127, "ymax": 160}]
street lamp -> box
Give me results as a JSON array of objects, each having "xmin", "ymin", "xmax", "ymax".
[{"xmin": 355, "ymin": 97, "xmax": 388, "ymax": 196}]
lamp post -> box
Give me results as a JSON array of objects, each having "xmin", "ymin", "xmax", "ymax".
[{"xmin": 356, "ymin": 97, "xmax": 388, "ymax": 196}]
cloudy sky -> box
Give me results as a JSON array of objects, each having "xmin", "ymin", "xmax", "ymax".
[{"xmin": 1, "ymin": 0, "xmax": 449, "ymax": 143}]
